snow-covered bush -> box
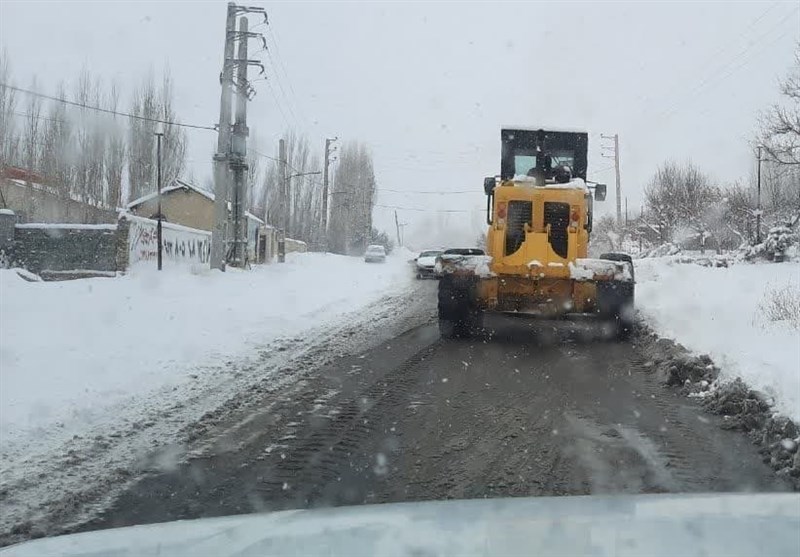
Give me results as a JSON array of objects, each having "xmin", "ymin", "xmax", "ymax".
[
  {"xmin": 757, "ymin": 283, "xmax": 800, "ymax": 330},
  {"xmin": 764, "ymin": 226, "xmax": 798, "ymax": 261}
]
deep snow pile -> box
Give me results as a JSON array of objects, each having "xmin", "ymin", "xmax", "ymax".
[
  {"xmin": 636, "ymin": 257, "xmax": 800, "ymax": 421},
  {"xmin": 0, "ymin": 252, "xmax": 412, "ymax": 459}
]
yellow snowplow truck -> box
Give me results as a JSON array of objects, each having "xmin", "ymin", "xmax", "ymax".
[{"xmin": 437, "ymin": 128, "xmax": 634, "ymax": 339}]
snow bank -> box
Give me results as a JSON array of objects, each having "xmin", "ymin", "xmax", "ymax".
[
  {"xmin": 14, "ymin": 223, "xmax": 116, "ymax": 231},
  {"xmin": 569, "ymin": 258, "xmax": 632, "ymax": 281},
  {"xmin": 636, "ymin": 258, "xmax": 800, "ymax": 421},
  {"xmin": 0, "ymin": 252, "xmax": 412, "ymax": 455}
]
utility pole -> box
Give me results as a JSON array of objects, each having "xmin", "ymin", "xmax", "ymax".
[
  {"xmin": 321, "ymin": 137, "xmax": 337, "ymax": 247},
  {"xmin": 601, "ymin": 133, "xmax": 622, "ymax": 226},
  {"xmin": 278, "ymin": 138, "xmax": 287, "ymax": 262},
  {"xmin": 155, "ymin": 123, "xmax": 164, "ymax": 271},
  {"xmin": 625, "ymin": 196, "xmax": 628, "ymax": 227},
  {"xmin": 756, "ymin": 145, "xmax": 763, "ymax": 244},
  {"xmin": 210, "ymin": 3, "xmax": 266, "ymax": 270},
  {"xmin": 394, "ymin": 210, "xmax": 401, "ymax": 246},
  {"xmin": 230, "ymin": 16, "xmax": 249, "ymax": 267},
  {"xmin": 211, "ymin": 3, "xmax": 237, "ymax": 271}
]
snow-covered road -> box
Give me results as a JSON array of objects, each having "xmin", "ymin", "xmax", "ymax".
[
  {"xmin": 636, "ymin": 257, "xmax": 800, "ymax": 421},
  {"xmin": 0, "ymin": 252, "xmax": 415, "ymax": 469}
]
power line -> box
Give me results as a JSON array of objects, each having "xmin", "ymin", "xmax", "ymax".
[
  {"xmin": 1, "ymin": 83, "xmax": 217, "ymax": 132},
  {"xmin": 631, "ymin": 2, "xmax": 782, "ymax": 114},
  {"xmin": 265, "ymin": 25, "xmax": 299, "ymax": 101},
  {"xmin": 263, "ymin": 25, "xmax": 309, "ymax": 129},
  {"xmin": 375, "ymin": 203, "xmax": 481, "ymax": 213},
  {"xmin": 264, "ymin": 77, "xmax": 291, "ymax": 128},
  {"xmin": 657, "ymin": 7, "xmax": 799, "ymax": 121},
  {"xmin": 378, "ymin": 188, "xmax": 476, "ymax": 195},
  {"xmin": 10, "ymin": 110, "xmax": 68, "ymax": 125},
  {"xmin": 251, "ymin": 148, "xmax": 309, "ymax": 177},
  {"xmin": 258, "ymin": 38, "xmax": 303, "ymax": 129}
]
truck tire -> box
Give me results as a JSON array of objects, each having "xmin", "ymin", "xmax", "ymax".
[
  {"xmin": 598, "ymin": 253, "xmax": 635, "ymax": 340},
  {"xmin": 438, "ymin": 277, "xmax": 482, "ymax": 339}
]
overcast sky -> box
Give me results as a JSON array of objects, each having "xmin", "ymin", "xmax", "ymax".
[{"xmin": 1, "ymin": 0, "xmax": 798, "ymax": 245}]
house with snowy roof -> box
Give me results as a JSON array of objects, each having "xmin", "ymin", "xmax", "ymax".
[{"xmin": 126, "ymin": 179, "xmax": 272, "ymax": 261}]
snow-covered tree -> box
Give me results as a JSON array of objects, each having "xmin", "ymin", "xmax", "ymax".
[{"xmin": 643, "ymin": 160, "xmax": 721, "ymax": 245}]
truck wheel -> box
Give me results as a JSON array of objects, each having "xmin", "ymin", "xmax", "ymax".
[
  {"xmin": 598, "ymin": 253, "xmax": 635, "ymax": 340},
  {"xmin": 438, "ymin": 278, "xmax": 480, "ymax": 339},
  {"xmin": 597, "ymin": 280, "xmax": 635, "ymax": 340}
]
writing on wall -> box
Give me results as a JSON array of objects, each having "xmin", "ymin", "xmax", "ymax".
[{"xmin": 128, "ymin": 216, "xmax": 210, "ymax": 267}]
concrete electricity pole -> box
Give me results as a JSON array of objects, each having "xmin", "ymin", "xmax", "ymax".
[
  {"xmin": 230, "ymin": 16, "xmax": 249, "ymax": 267},
  {"xmin": 394, "ymin": 210, "xmax": 401, "ymax": 246},
  {"xmin": 601, "ymin": 133, "xmax": 622, "ymax": 226},
  {"xmin": 155, "ymin": 123, "xmax": 165, "ymax": 271},
  {"xmin": 321, "ymin": 137, "xmax": 337, "ymax": 245},
  {"xmin": 210, "ymin": 3, "xmax": 237, "ymax": 271},
  {"xmin": 278, "ymin": 137, "xmax": 287, "ymax": 262}
]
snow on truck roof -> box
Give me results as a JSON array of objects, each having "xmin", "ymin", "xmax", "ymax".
[
  {"xmin": 501, "ymin": 126, "xmax": 588, "ymax": 134},
  {"xmin": 509, "ymin": 177, "xmax": 590, "ymax": 192}
]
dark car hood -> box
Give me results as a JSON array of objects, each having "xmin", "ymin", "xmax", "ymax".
[{"xmin": 3, "ymin": 493, "xmax": 799, "ymax": 557}]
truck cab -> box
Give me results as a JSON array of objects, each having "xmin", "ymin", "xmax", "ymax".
[{"xmin": 483, "ymin": 128, "xmax": 606, "ymax": 278}]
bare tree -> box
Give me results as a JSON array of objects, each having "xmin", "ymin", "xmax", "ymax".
[
  {"xmin": 86, "ymin": 75, "xmax": 107, "ymax": 207},
  {"xmin": 159, "ymin": 70, "xmax": 186, "ymax": 189},
  {"xmin": 127, "ymin": 73, "xmax": 158, "ymax": 202},
  {"xmin": 759, "ymin": 47, "xmax": 800, "ymax": 166},
  {"xmin": 21, "ymin": 77, "xmax": 42, "ymax": 175},
  {"xmin": 246, "ymin": 133, "xmax": 261, "ymax": 213},
  {"xmin": 329, "ymin": 141, "xmax": 376, "ymax": 255},
  {"xmin": 0, "ymin": 49, "xmax": 19, "ymax": 170},
  {"xmin": 643, "ymin": 160, "xmax": 720, "ymax": 244},
  {"xmin": 104, "ymin": 81, "xmax": 125, "ymax": 209},
  {"xmin": 72, "ymin": 68, "xmax": 94, "ymax": 204}
]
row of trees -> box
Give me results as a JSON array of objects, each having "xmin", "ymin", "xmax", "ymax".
[
  {"xmin": 636, "ymin": 159, "xmax": 799, "ymax": 251},
  {"xmin": 0, "ymin": 51, "xmax": 186, "ymax": 211},
  {"xmin": 1, "ymin": 50, "xmax": 389, "ymax": 255},
  {"xmin": 253, "ymin": 133, "xmax": 383, "ymax": 254},
  {"xmin": 597, "ymin": 50, "xmax": 800, "ymax": 254}
]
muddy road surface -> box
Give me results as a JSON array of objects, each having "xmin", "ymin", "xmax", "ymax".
[{"xmin": 80, "ymin": 282, "xmax": 789, "ymax": 533}]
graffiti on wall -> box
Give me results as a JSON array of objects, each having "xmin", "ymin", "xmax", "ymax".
[{"xmin": 128, "ymin": 216, "xmax": 211, "ymax": 267}]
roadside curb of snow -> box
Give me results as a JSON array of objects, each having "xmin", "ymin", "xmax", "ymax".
[
  {"xmin": 637, "ymin": 325, "xmax": 800, "ymax": 490},
  {"xmin": 0, "ymin": 283, "xmax": 434, "ymax": 548}
]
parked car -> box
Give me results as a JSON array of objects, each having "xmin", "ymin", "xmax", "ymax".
[
  {"xmin": 414, "ymin": 250, "xmax": 443, "ymax": 279},
  {"xmin": 364, "ymin": 244, "xmax": 387, "ymax": 263}
]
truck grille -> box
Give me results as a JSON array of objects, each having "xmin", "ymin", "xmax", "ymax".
[
  {"xmin": 505, "ymin": 201, "xmax": 532, "ymax": 255},
  {"xmin": 544, "ymin": 202, "xmax": 570, "ymax": 258}
]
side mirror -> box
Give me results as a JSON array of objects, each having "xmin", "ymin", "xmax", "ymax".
[
  {"xmin": 594, "ymin": 183, "xmax": 607, "ymax": 201},
  {"xmin": 483, "ymin": 177, "xmax": 496, "ymax": 196}
]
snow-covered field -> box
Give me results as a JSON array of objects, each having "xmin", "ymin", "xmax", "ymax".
[
  {"xmin": 636, "ymin": 257, "xmax": 800, "ymax": 422},
  {"xmin": 0, "ymin": 252, "xmax": 414, "ymax": 464}
]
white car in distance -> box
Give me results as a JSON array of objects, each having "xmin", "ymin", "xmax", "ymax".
[
  {"xmin": 415, "ymin": 250, "xmax": 443, "ymax": 279},
  {"xmin": 364, "ymin": 244, "xmax": 387, "ymax": 263}
]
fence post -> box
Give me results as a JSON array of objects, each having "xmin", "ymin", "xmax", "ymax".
[
  {"xmin": 116, "ymin": 215, "xmax": 131, "ymax": 273},
  {"xmin": 0, "ymin": 209, "xmax": 15, "ymax": 249}
]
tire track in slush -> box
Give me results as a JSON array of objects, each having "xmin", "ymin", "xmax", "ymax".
[{"xmin": 70, "ymin": 312, "xmax": 789, "ymax": 540}]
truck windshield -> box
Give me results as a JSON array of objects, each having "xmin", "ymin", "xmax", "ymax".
[{"xmin": 514, "ymin": 150, "xmax": 576, "ymax": 177}]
